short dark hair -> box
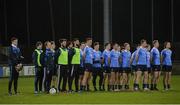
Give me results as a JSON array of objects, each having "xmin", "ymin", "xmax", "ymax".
[
  {"xmin": 73, "ymin": 38, "xmax": 79, "ymax": 42},
  {"xmin": 146, "ymin": 44, "xmax": 151, "ymax": 48},
  {"xmin": 80, "ymin": 42, "xmax": 85, "ymax": 45},
  {"xmin": 86, "ymin": 38, "xmax": 92, "ymax": 42},
  {"xmin": 50, "ymin": 41, "xmax": 55, "ymax": 45},
  {"xmin": 11, "ymin": 37, "xmax": 18, "ymax": 42},
  {"xmin": 67, "ymin": 41, "xmax": 73, "ymax": 47},
  {"xmin": 59, "ymin": 39, "xmax": 67, "ymax": 44},
  {"xmin": 153, "ymin": 40, "xmax": 159, "ymax": 45},
  {"xmin": 104, "ymin": 43, "xmax": 110, "ymax": 47},
  {"xmin": 112, "ymin": 43, "xmax": 118, "ymax": 47},
  {"xmin": 94, "ymin": 42, "xmax": 99, "ymax": 47},
  {"xmin": 36, "ymin": 41, "xmax": 42, "ymax": 47},
  {"xmin": 140, "ymin": 39, "xmax": 146, "ymax": 44},
  {"xmin": 124, "ymin": 43, "xmax": 129, "ymax": 47},
  {"xmin": 44, "ymin": 41, "xmax": 50, "ymax": 47},
  {"xmin": 164, "ymin": 41, "xmax": 170, "ymax": 48}
]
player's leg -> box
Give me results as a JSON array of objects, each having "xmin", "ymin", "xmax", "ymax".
[
  {"xmin": 125, "ymin": 71, "xmax": 130, "ymax": 90},
  {"xmin": 39, "ymin": 67, "xmax": 44, "ymax": 92},
  {"xmin": 68, "ymin": 65, "xmax": 74, "ymax": 92},
  {"xmin": 115, "ymin": 70, "xmax": 119, "ymax": 91},
  {"xmin": 152, "ymin": 71, "xmax": 158, "ymax": 90},
  {"xmin": 167, "ymin": 71, "xmax": 172, "ymax": 90},
  {"xmin": 122, "ymin": 71, "xmax": 127, "ymax": 90},
  {"xmin": 79, "ymin": 67, "xmax": 84, "ymax": 91},
  {"xmin": 163, "ymin": 71, "xmax": 168, "ymax": 90},
  {"xmin": 42, "ymin": 67, "xmax": 47, "ymax": 92},
  {"xmin": 147, "ymin": 68, "xmax": 152, "ymax": 89},
  {"xmin": 82, "ymin": 71, "xmax": 89, "ymax": 91},
  {"xmin": 119, "ymin": 71, "xmax": 123, "ymax": 90},
  {"xmin": 102, "ymin": 72, "xmax": 107, "ymax": 91},
  {"xmin": 34, "ymin": 67, "xmax": 39, "ymax": 93},
  {"xmin": 92, "ymin": 68, "xmax": 97, "ymax": 91},
  {"xmin": 57, "ymin": 65, "xmax": 63, "ymax": 92},
  {"xmin": 82, "ymin": 64, "xmax": 90, "ymax": 91},
  {"xmin": 107, "ymin": 72, "xmax": 111, "ymax": 91},
  {"xmin": 87, "ymin": 72, "xmax": 92, "ymax": 91},
  {"xmin": 45, "ymin": 68, "xmax": 50, "ymax": 93},
  {"xmin": 134, "ymin": 66, "xmax": 142, "ymax": 90},
  {"xmin": 143, "ymin": 71, "xmax": 149, "ymax": 90},
  {"xmin": 8, "ymin": 66, "xmax": 14, "ymax": 95},
  {"xmin": 74, "ymin": 65, "xmax": 80, "ymax": 92},
  {"xmin": 13, "ymin": 71, "xmax": 19, "ymax": 94},
  {"xmin": 110, "ymin": 69, "xmax": 115, "ymax": 91},
  {"xmin": 62, "ymin": 66, "xmax": 68, "ymax": 92},
  {"xmin": 99, "ymin": 69, "xmax": 103, "ymax": 91}
]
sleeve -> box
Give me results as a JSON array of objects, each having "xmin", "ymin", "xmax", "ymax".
[
  {"xmin": 32, "ymin": 51, "xmax": 37, "ymax": 65},
  {"xmin": 121, "ymin": 51, "xmax": 124, "ymax": 61},
  {"xmin": 100, "ymin": 51, "xmax": 103, "ymax": 59},
  {"xmin": 110, "ymin": 51, "xmax": 113, "ymax": 58},
  {"xmin": 131, "ymin": 52, "xmax": 134, "ymax": 59},
  {"xmin": 102, "ymin": 51, "xmax": 105, "ymax": 59},
  {"xmin": 8, "ymin": 46, "xmax": 18, "ymax": 65},
  {"xmin": 55, "ymin": 49, "xmax": 61, "ymax": 64},
  {"xmin": 68, "ymin": 49, "xmax": 74, "ymax": 64},
  {"xmin": 150, "ymin": 49, "xmax": 154, "ymax": 59},
  {"xmin": 161, "ymin": 50, "xmax": 164, "ymax": 57}
]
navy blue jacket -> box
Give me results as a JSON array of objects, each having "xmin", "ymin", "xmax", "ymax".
[
  {"xmin": 32, "ymin": 49, "xmax": 43, "ymax": 67},
  {"xmin": 8, "ymin": 45, "xmax": 22, "ymax": 66}
]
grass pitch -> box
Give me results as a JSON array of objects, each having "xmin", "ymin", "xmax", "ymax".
[{"xmin": 0, "ymin": 76, "xmax": 180, "ymax": 104}]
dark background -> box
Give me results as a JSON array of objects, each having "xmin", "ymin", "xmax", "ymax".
[{"xmin": 0, "ymin": 0, "xmax": 180, "ymax": 63}]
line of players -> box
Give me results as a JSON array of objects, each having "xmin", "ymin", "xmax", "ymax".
[{"xmin": 32, "ymin": 38, "xmax": 172, "ymax": 94}]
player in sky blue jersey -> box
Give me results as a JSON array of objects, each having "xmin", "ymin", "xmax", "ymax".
[
  {"xmin": 92, "ymin": 42, "xmax": 103, "ymax": 91},
  {"xmin": 146, "ymin": 44, "xmax": 151, "ymax": 89},
  {"xmin": 82, "ymin": 38, "xmax": 93, "ymax": 91},
  {"xmin": 115, "ymin": 45, "xmax": 122, "ymax": 91},
  {"xmin": 134, "ymin": 39, "xmax": 148, "ymax": 91},
  {"xmin": 121, "ymin": 43, "xmax": 131, "ymax": 90},
  {"xmin": 150, "ymin": 40, "xmax": 161, "ymax": 90},
  {"xmin": 110, "ymin": 43, "xmax": 121, "ymax": 91},
  {"xmin": 102, "ymin": 43, "xmax": 111, "ymax": 91},
  {"xmin": 79, "ymin": 42, "xmax": 86, "ymax": 91},
  {"xmin": 130, "ymin": 44, "xmax": 140, "ymax": 83},
  {"xmin": 161, "ymin": 42, "xmax": 172, "ymax": 90}
]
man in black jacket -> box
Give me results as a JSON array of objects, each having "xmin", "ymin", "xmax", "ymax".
[
  {"xmin": 32, "ymin": 41, "xmax": 43, "ymax": 94},
  {"xmin": 8, "ymin": 37, "xmax": 23, "ymax": 95}
]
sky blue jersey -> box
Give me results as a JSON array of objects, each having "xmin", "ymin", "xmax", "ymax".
[
  {"xmin": 161, "ymin": 49, "xmax": 172, "ymax": 66},
  {"xmin": 146, "ymin": 51, "xmax": 151, "ymax": 68},
  {"xmin": 122, "ymin": 50, "xmax": 131, "ymax": 68},
  {"xmin": 84, "ymin": 46, "xmax": 93, "ymax": 64},
  {"xmin": 93, "ymin": 50, "xmax": 102, "ymax": 68},
  {"xmin": 151, "ymin": 47, "xmax": 160, "ymax": 65},
  {"xmin": 137, "ymin": 47, "xmax": 147, "ymax": 65},
  {"xmin": 110, "ymin": 49, "xmax": 120, "ymax": 68},
  {"xmin": 131, "ymin": 50, "xmax": 138, "ymax": 66},
  {"xmin": 102, "ymin": 49, "xmax": 111, "ymax": 67}
]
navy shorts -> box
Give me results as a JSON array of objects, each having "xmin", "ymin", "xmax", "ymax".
[
  {"xmin": 152, "ymin": 65, "xmax": 161, "ymax": 71},
  {"xmin": 84, "ymin": 63, "xmax": 92, "ymax": 72},
  {"xmin": 122, "ymin": 67, "xmax": 131, "ymax": 73},
  {"xmin": 147, "ymin": 67, "xmax": 152, "ymax": 73},
  {"xmin": 52, "ymin": 68, "xmax": 57, "ymax": 76},
  {"xmin": 162, "ymin": 65, "xmax": 172, "ymax": 72},
  {"xmin": 119, "ymin": 67, "xmax": 123, "ymax": 73},
  {"xmin": 111, "ymin": 67, "xmax": 119, "ymax": 72},
  {"xmin": 92, "ymin": 67, "xmax": 103, "ymax": 72},
  {"xmin": 104, "ymin": 66, "xmax": 111, "ymax": 73},
  {"xmin": 136, "ymin": 65, "xmax": 147, "ymax": 71},
  {"xmin": 79, "ymin": 67, "xmax": 85, "ymax": 75},
  {"xmin": 131, "ymin": 65, "xmax": 137, "ymax": 71}
]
